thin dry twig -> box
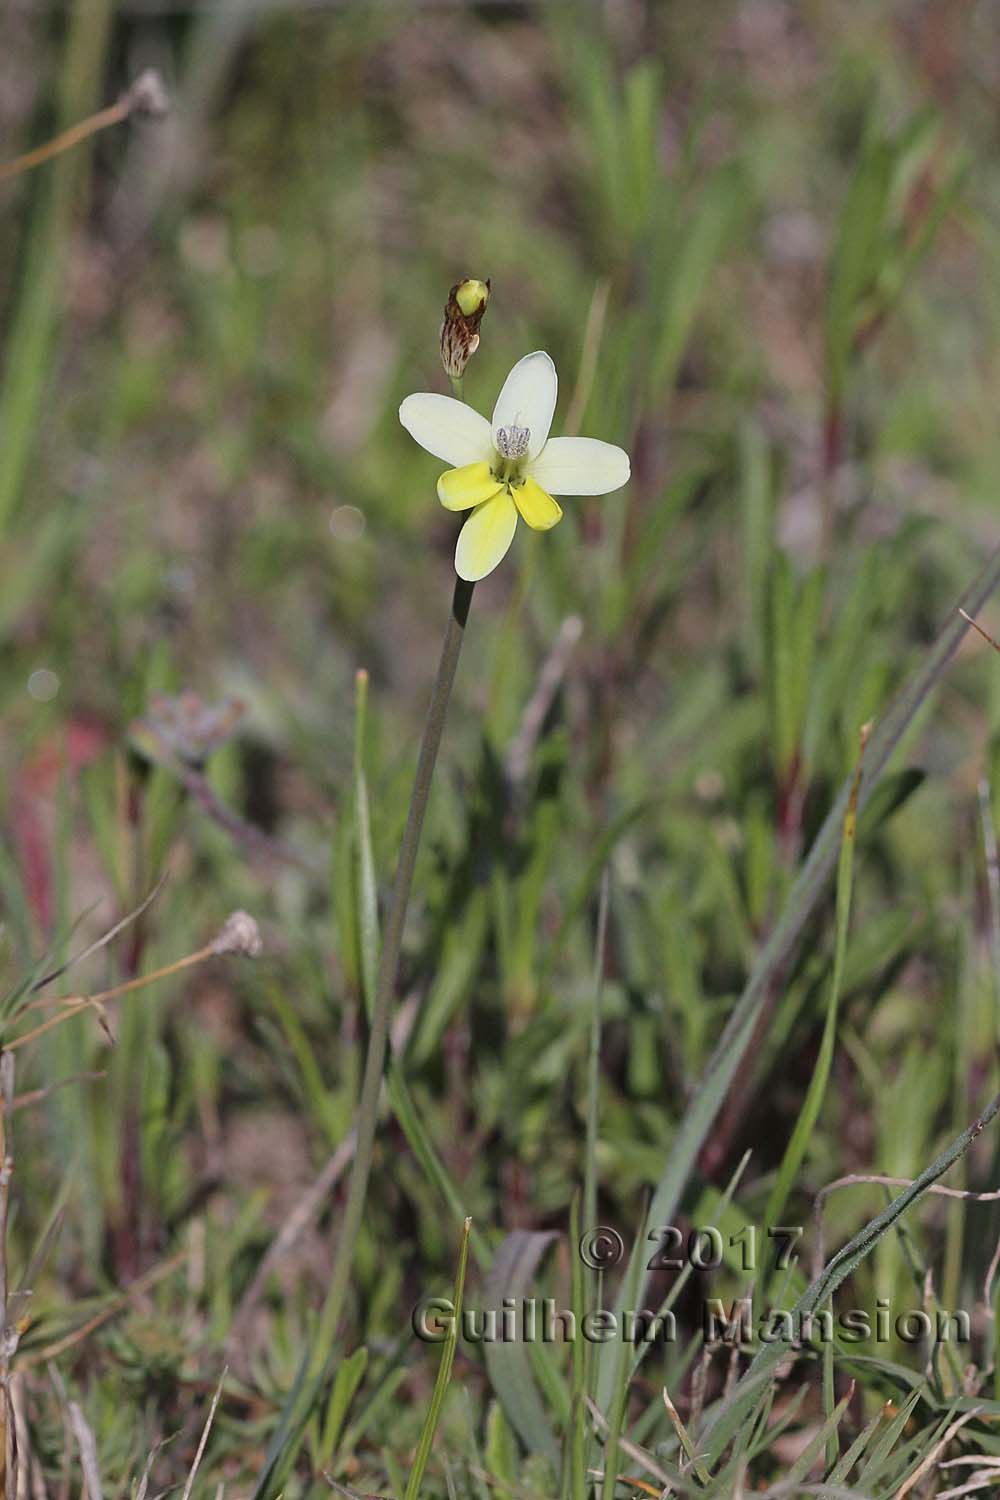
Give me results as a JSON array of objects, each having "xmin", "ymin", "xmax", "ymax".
[
  {"xmin": 583, "ymin": 1396, "xmax": 672, "ymax": 1488},
  {"xmin": 812, "ymin": 1174, "xmax": 1000, "ymax": 1285},
  {"xmin": 960, "ymin": 607, "xmax": 1000, "ymax": 656},
  {"xmin": 133, "ymin": 1436, "xmax": 171, "ymax": 1500},
  {"xmin": 506, "ymin": 615, "xmax": 583, "ymax": 788},
  {"xmin": 892, "ymin": 1405, "xmax": 983, "ymax": 1499},
  {"xmin": 30, "ymin": 877, "xmax": 168, "ymax": 994},
  {"xmin": 66, "ymin": 1402, "xmax": 103, "ymax": 1500},
  {"xmin": 226, "ymin": 1134, "xmax": 355, "ymax": 1360},
  {"xmin": 179, "ymin": 1368, "xmax": 226, "ymax": 1500},
  {"xmin": 935, "ymin": 1475, "xmax": 1000, "ymax": 1500},
  {"xmin": 10, "ymin": 954, "xmax": 208, "ymax": 1052},
  {"xmin": 12, "ymin": 914, "xmax": 262, "ymax": 1053},
  {"xmin": 10, "ymin": 1374, "xmax": 29, "ymax": 1500}
]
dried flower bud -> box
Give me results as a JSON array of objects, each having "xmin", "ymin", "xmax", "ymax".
[
  {"xmin": 212, "ymin": 911, "xmax": 263, "ymax": 958},
  {"xmin": 123, "ymin": 69, "xmax": 170, "ymax": 119},
  {"xmin": 440, "ymin": 277, "xmax": 490, "ymax": 381}
]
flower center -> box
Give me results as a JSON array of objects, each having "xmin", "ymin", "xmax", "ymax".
[{"xmin": 494, "ymin": 424, "xmax": 530, "ymax": 460}]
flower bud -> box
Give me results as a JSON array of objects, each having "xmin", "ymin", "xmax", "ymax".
[
  {"xmin": 455, "ymin": 278, "xmax": 489, "ymax": 317},
  {"xmin": 440, "ymin": 276, "xmax": 490, "ymax": 381}
]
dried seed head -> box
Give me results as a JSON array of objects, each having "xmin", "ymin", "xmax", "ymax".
[
  {"xmin": 212, "ymin": 911, "xmax": 263, "ymax": 958},
  {"xmin": 440, "ymin": 276, "xmax": 490, "ymax": 380},
  {"xmin": 123, "ymin": 68, "xmax": 170, "ymax": 119}
]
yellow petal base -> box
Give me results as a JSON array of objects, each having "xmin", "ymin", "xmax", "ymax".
[
  {"xmin": 437, "ymin": 461, "xmax": 503, "ymax": 512},
  {"xmin": 511, "ymin": 475, "xmax": 562, "ymax": 531}
]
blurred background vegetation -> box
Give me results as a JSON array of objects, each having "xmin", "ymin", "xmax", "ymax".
[{"xmin": 6, "ymin": 0, "xmax": 1000, "ymax": 1492}]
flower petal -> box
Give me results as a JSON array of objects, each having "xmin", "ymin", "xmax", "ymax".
[
  {"xmin": 455, "ymin": 491, "xmax": 519, "ymax": 582},
  {"xmin": 437, "ymin": 462, "xmax": 503, "ymax": 512},
  {"xmin": 491, "ymin": 351, "xmax": 557, "ymax": 460},
  {"xmin": 399, "ymin": 393, "xmax": 493, "ymax": 467},
  {"xmin": 527, "ymin": 436, "xmax": 631, "ymax": 496},
  {"xmin": 512, "ymin": 476, "xmax": 563, "ymax": 531}
]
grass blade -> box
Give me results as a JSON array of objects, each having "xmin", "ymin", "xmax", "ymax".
[
  {"xmin": 596, "ymin": 545, "xmax": 1000, "ymax": 1411},
  {"xmin": 566, "ymin": 1192, "xmax": 588, "ymax": 1500},
  {"xmin": 353, "ymin": 670, "xmax": 379, "ymax": 1021},
  {"xmin": 482, "ymin": 1231, "xmax": 561, "ymax": 1465},
  {"xmin": 584, "ymin": 868, "xmax": 610, "ymax": 1265},
  {"xmin": 762, "ymin": 722, "xmax": 870, "ymax": 1243},
  {"xmin": 404, "ymin": 1218, "xmax": 473, "ymax": 1500}
]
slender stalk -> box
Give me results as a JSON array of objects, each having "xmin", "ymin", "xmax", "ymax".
[
  {"xmin": 10, "ymin": 946, "xmax": 214, "ymax": 1051},
  {"xmin": 312, "ymin": 576, "xmax": 474, "ymax": 1368},
  {"xmin": 0, "ymin": 1054, "xmax": 15, "ymax": 1496},
  {"xmin": 0, "ymin": 98, "xmax": 129, "ymax": 184},
  {"xmin": 583, "ymin": 869, "xmax": 609, "ymax": 1241}
]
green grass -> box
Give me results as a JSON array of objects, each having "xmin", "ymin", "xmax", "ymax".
[{"xmin": 5, "ymin": 1, "xmax": 1000, "ymax": 1494}]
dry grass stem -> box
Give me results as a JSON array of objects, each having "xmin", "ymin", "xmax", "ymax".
[
  {"xmin": 179, "ymin": 1367, "xmax": 226, "ymax": 1500},
  {"xmin": 0, "ymin": 70, "xmax": 168, "ymax": 185}
]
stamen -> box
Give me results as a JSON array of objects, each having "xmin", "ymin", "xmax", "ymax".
[{"xmin": 495, "ymin": 424, "xmax": 530, "ymax": 460}]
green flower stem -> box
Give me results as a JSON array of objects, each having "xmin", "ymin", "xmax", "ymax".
[{"xmin": 312, "ymin": 575, "xmax": 475, "ymax": 1370}]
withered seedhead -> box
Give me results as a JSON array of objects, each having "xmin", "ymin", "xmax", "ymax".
[
  {"xmin": 212, "ymin": 911, "xmax": 263, "ymax": 958},
  {"xmin": 440, "ymin": 277, "xmax": 491, "ymax": 381},
  {"xmin": 122, "ymin": 68, "xmax": 170, "ymax": 118}
]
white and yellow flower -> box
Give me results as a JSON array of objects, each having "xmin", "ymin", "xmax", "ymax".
[{"xmin": 399, "ymin": 351, "xmax": 631, "ymax": 582}]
